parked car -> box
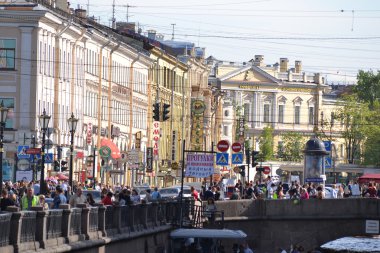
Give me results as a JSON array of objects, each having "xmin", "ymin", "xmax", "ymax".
[
  {"xmin": 133, "ymin": 186, "xmax": 151, "ymax": 200},
  {"xmin": 159, "ymin": 186, "xmax": 192, "ymax": 200}
]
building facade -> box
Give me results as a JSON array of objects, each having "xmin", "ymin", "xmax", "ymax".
[{"xmin": 208, "ymin": 55, "xmax": 346, "ymax": 182}]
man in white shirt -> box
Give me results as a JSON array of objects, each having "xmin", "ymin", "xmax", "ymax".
[
  {"xmin": 69, "ymin": 188, "xmax": 87, "ymax": 207},
  {"xmin": 350, "ymin": 181, "xmax": 361, "ymax": 197}
]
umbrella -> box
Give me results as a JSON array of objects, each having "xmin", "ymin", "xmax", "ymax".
[
  {"xmin": 56, "ymin": 173, "xmax": 69, "ymax": 181},
  {"xmin": 101, "ymin": 138, "xmax": 121, "ymax": 159},
  {"xmin": 358, "ymin": 174, "xmax": 380, "ymax": 184}
]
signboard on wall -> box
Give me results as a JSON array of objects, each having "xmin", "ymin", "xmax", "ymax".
[{"xmin": 185, "ymin": 154, "xmax": 214, "ymax": 178}]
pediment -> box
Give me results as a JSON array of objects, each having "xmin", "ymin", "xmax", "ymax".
[{"xmin": 219, "ymin": 65, "xmax": 279, "ymax": 84}]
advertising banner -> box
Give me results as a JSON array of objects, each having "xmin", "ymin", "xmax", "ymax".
[{"xmin": 185, "ymin": 154, "xmax": 214, "ymax": 178}]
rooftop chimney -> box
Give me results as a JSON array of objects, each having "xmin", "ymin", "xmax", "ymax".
[
  {"xmin": 147, "ymin": 30, "xmax": 156, "ymax": 40},
  {"xmin": 254, "ymin": 55, "xmax": 264, "ymax": 67},
  {"xmin": 295, "ymin": 60, "xmax": 302, "ymax": 73},
  {"xmin": 280, "ymin": 58, "xmax": 289, "ymax": 72}
]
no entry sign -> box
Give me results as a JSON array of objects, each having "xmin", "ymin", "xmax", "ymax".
[
  {"xmin": 231, "ymin": 142, "xmax": 242, "ymax": 153},
  {"xmin": 217, "ymin": 140, "xmax": 229, "ymax": 152}
]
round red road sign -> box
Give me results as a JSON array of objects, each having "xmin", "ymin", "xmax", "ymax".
[
  {"xmin": 217, "ymin": 140, "xmax": 230, "ymax": 152},
  {"xmin": 263, "ymin": 166, "xmax": 271, "ymax": 175},
  {"xmin": 231, "ymin": 142, "xmax": 242, "ymax": 153}
]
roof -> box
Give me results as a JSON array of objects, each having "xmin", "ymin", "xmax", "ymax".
[{"xmin": 170, "ymin": 228, "xmax": 247, "ymax": 239}]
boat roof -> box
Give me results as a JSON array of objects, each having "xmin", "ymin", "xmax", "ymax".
[{"xmin": 170, "ymin": 229, "xmax": 247, "ymax": 239}]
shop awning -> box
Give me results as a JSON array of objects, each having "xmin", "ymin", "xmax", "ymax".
[
  {"xmin": 358, "ymin": 174, "xmax": 380, "ymax": 183},
  {"xmin": 101, "ymin": 138, "xmax": 121, "ymax": 159}
]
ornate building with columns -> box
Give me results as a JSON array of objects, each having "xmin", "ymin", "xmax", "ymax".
[{"xmin": 208, "ymin": 55, "xmax": 346, "ymax": 180}]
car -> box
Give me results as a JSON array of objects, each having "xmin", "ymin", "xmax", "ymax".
[
  {"xmin": 324, "ymin": 186, "xmax": 335, "ymax": 198},
  {"xmin": 82, "ymin": 190, "xmax": 102, "ymax": 203},
  {"xmin": 159, "ymin": 186, "xmax": 192, "ymax": 200},
  {"xmin": 133, "ymin": 185, "xmax": 151, "ymax": 200}
]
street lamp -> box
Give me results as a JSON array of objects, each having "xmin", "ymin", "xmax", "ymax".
[
  {"xmin": 67, "ymin": 113, "xmax": 78, "ymax": 190},
  {"xmin": 38, "ymin": 109, "xmax": 51, "ymax": 195}
]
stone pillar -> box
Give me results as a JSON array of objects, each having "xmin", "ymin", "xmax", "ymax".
[
  {"xmin": 77, "ymin": 204, "xmax": 90, "ymax": 240},
  {"xmin": 97, "ymin": 205, "xmax": 106, "ymax": 237},
  {"xmin": 34, "ymin": 208, "xmax": 47, "ymax": 249},
  {"xmin": 60, "ymin": 205, "xmax": 71, "ymax": 243},
  {"xmin": 252, "ymin": 92, "xmax": 257, "ymax": 128},
  {"xmin": 8, "ymin": 207, "xmax": 22, "ymax": 251}
]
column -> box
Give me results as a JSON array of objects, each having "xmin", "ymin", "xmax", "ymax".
[
  {"xmin": 19, "ymin": 26, "xmax": 34, "ymax": 129},
  {"xmin": 252, "ymin": 92, "xmax": 258, "ymax": 128},
  {"xmin": 272, "ymin": 92, "xmax": 277, "ymax": 128}
]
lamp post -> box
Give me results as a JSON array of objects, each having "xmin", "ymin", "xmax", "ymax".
[
  {"xmin": 67, "ymin": 113, "xmax": 78, "ymax": 190},
  {"xmin": 38, "ymin": 109, "xmax": 51, "ymax": 195}
]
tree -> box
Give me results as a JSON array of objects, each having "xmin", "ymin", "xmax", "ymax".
[
  {"xmin": 355, "ymin": 70, "xmax": 380, "ymax": 109},
  {"xmin": 362, "ymin": 101, "xmax": 380, "ymax": 166},
  {"xmin": 334, "ymin": 95, "xmax": 371, "ymax": 164},
  {"xmin": 259, "ymin": 126, "xmax": 274, "ymax": 161},
  {"xmin": 280, "ymin": 132, "xmax": 304, "ymax": 162}
]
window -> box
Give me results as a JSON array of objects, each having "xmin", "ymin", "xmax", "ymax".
[
  {"xmin": 0, "ymin": 39, "xmax": 16, "ymax": 70},
  {"xmin": 308, "ymin": 107, "xmax": 314, "ymax": 125},
  {"xmin": 223, "ymin": 126, "xmax": 229, "ymax": 136},
  {"xmin": 263, "ymin": 104, "xmax": 270, "ymax": 123},
  {"xmin": 294, "ymin": 106, "xmax": 300, "ymax": 124},
  {"xmin": 331, "ymin": 112, "xmax": 335, "ymax": 127},
  {"xmin": 224, "ymin": 110, "xmax": 229, "ymax": 117},
  {"xmin": 0, "ymin": 98, "xmax": 14, "ymax": 128},
  {"xmin": 278, "ymin": 105, "xmax": 284, "ymax": 123}
]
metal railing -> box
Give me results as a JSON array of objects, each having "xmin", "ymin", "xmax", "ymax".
[
  {"xmin": 88, "ymin": 207, "xmax": 98, "ymax": 232},
  {"xmin": 69, "ymin": 208, "xmax": 82, "ymax": 235},
  {"xmin": 46, "ymin": 209, "xmax": 63, "ymax": 239},
  {"xmin": 20, "ymin": 211, "xmax": 36, "ymax": 243},
  {"xmin": 0, "ymin": 212, "xmax": 11, "ymax": 246}
]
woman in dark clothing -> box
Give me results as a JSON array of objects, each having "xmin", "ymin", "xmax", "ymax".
[
  {"xmin": 0, "ymin": 189, "xmax": 15, "ymax": 211},
  {"xmin": 86, "ymin": 193, "xmax": 96, "ymax": 206}
]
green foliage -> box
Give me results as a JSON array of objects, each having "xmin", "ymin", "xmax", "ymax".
[
  {"xmin": 363, "ymin": 101, "xmax": 380, "ymax": 166},
  {"xmin": 259, "ymin": 126, "xmax": 274, "ymax": 161},
  {"xmin": 355, "ymin": 70, "xmax": 380, "ymax": 109},
  {"xmin": 334, "ymin": 94, "xmax": 371, "ymax": 164},
  {"xmin": 280, "ymin": 132, "xmax": 304, "ymax": 162}
]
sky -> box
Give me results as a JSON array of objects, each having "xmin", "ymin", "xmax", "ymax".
[{"xmin": 69, "ymin": 0, "xmax": 380, "ymax": 83}]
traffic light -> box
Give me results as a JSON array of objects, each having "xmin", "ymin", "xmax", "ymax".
[
  {"xmin": 239, "ymin": 165, "xmax": 246, "ymax": 177},
  {"xmin": 252, "ymin": 151, "xmax": 259, "ymax": 167},
  {"xmin": 162, "ymin": 103, "xmax": 170, "ymax": 121},
  {"xmin": 61, "ymin": 161, "xmax": 68, "ymax": 171},
  {"xmin": 54, "ymin": 161, "xmax": 60, "ymax": 172},
  {"xmin": 245, "ymin": 148, "xmax": 250, "ymax": 165},
  {"xmin": 153, "ymin": 103, "xmax": 160, "ymax": 121},
  {"xmin": 57, "ymin": 146, "xmax": 62, "ymax": 160}
]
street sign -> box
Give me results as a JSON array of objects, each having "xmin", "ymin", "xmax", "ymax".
[
  {"xmin": 231, "ymin": 142, "xmax": 242, "ymax": 153},
  {"xmin": 216, "ymin": 153, "xmax": 229, "ymax": 166},
  {"xmin": 231, "ymin": 153, "xmax": 243, "ymax": 164},
  {"xmin": 99, "ymin": 146, "xmax": 111, "ymax": 158},
  {"xmin": 45, "ymin": 153, "xmax": 53, "ymax": 164},
  {"xmin": 263, "ymin": 166, "xmax": 271, "ymax": 175},
  {"xmin": 325, "ymin": 157, "xmax": 332, "ymax": 169},
  {"xmin": 127, "ymin": 149, "xmax": 139, "ymax": 163},
  {"xmin": 217, "ymin": 140, "xmax": 229, "ymax": 152},
  {"xmin": 120, "ymin": 152, "xmax": 128, "ymax": 163},
  {"xmin": 17, "ymin": 159, "xmax": 30, "ymax": 170},
  {"xmin": 26, "ymin": 148, "xmax": 41, "ymax": 155},
  {"xmin": 146, "ymin": 147, "xmax": 153, "ymax": 173},
  {"xmin": 17, "ymin": 145, "xmax": 30, "ymax": 159}
]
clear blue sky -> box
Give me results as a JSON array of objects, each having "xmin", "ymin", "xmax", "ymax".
[{"xmin": 70, "ymin": 0, "xmax": 380, "ymax": 83}]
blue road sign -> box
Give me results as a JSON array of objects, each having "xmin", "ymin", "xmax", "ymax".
[
  {"xmin": 216, "ymin": 153, "xmax": 229, "ymax": 166},
  {"xmin": 323, "ymin": 141, "xmax": 331, "ymax": 151},
  {"xmin": 45, "ymin": 153, "xmax": 53, "ymax": 164},
  {"xmin": 231, "ymin": 153, "xmax": 243, "ymax": 165},
  {"xmin": 325, "ymin": 157, "xmax": 332, "ymax": 169},
  {"xmin": 17, "ymin": 145, "xmax": 30, "ymax": 159}
]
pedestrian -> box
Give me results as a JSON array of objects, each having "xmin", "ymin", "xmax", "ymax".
[
  {"xmin": 21, "ymin": 187, "xmax": 39, "ymax": 210},
  {"xmin": 145, "ymin": 189, "xmax": 152, "ymax": 203},
  {"xmin": 240, "ymin": 241, "xmax": 254, "ymax": 253},
  {"xmin": 191, "ymin": 186, "xmax": 200, "ymax": 201},
  {"xmin": 205, "ymin": 197, "xmax": 217, "ymax": 223},
  {"xmin": 151, "ymin": 187, "xmax": 161, "ymax": 200},
  {"xmin": 69, "ymin": 187, "xmax": 87, "ymax": 207},
  {"xmin": 0, "ymin": 189, "xmax": 15, "ymax": 211},
  {"xmin": 38, "ymin": 195, "xmax": 49, "ymax": 210},
  {"xmin": 131, "ymin": 189, "xmax": 141, "ymax": 204},
  {"xmin": 101, "ymin": 192, "xmax": 113, "ymax": 205},
  {"xmin": 86, "ymin": 193, "xmax": 96, "ymax": 206},
  {"xmin": 51, "ymin": 185, "xmax": 67, "ymax": 209}
]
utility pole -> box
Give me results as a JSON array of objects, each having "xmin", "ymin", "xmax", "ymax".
[
  {"xmin": 171, "ymin": 23, "xmax": 176, "ymax": 40},
  {"xmin": 112, "ymin": 0, "xmax": 116, "ymax": 29}
]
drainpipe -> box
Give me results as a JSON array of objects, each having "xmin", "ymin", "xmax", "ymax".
[
  {"xmin": 170, "ymin": 60, "xmax": 178, "ymax": 162},
  {"xmin": 181, "ymin": 66, "xmax": 189, "ymax": 156},
  {"xmin": 97, "ymin": 39, "xmax": 111, "ymax": 183},
  {"xmin": 107, "ymin": 41, "xmax": 121, "ymax": 139},
  {"xmin": 53, "ymin": 21, "xmax": 71, "ymax": 146},
  {"xmin": 127, "ymin": 54, "xmax": 140, "ymax": 187}
]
